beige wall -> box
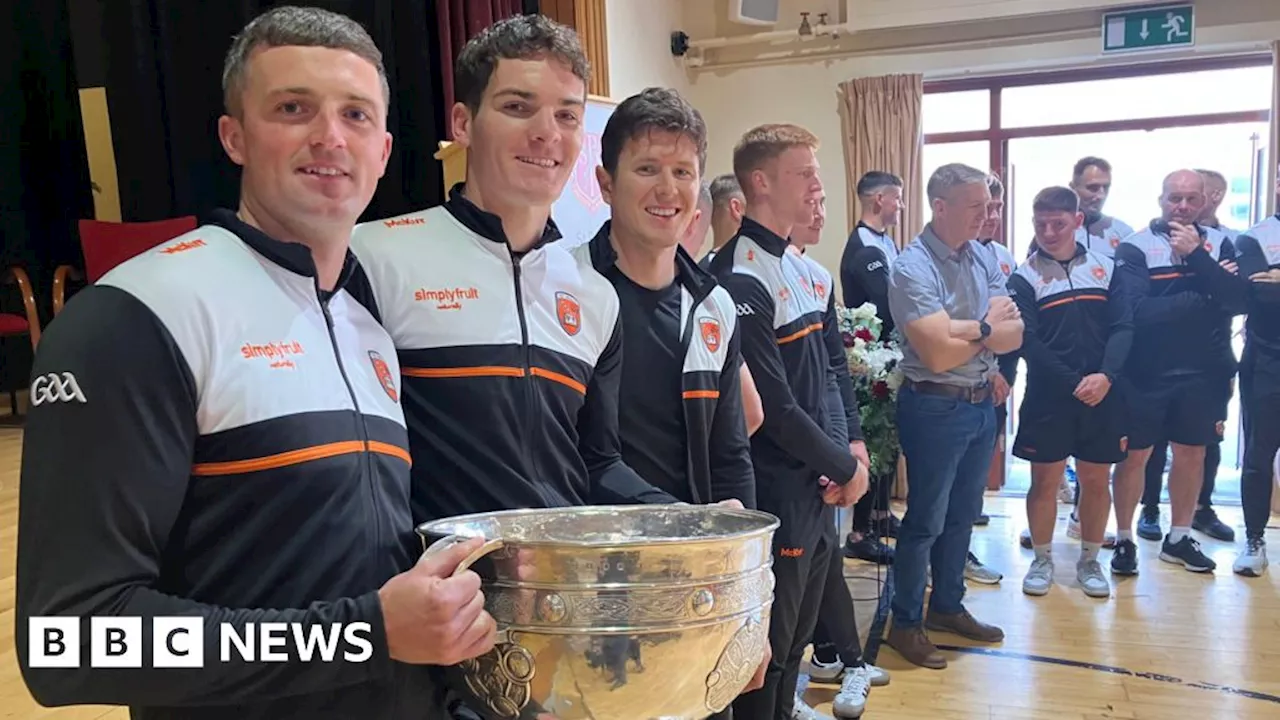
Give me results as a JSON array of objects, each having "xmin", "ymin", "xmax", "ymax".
[
  {"xmin": 670, "ymin": 0, "xmax": 1280, "ymax": 288},
  {"xmin": 605, "ymin": 0, "xmax": 691, "ymax": 100}
]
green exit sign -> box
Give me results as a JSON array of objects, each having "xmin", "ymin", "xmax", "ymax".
[{"xmin": 1102, "ymin": 4, "xmax": 1194, "ymax": 53}]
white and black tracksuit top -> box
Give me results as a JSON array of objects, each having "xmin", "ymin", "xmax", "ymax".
[
  {"xmin": 349, "ymin": 185, "xmax": 674, "ymax": 524},
  {"xmin": 15, "ymin": 210, "xmax": 438, "ymax": 720}
]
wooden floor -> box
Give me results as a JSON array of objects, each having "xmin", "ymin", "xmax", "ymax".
[{"xmin": 1, "ymin": 424, "xmax": 1278, "ymax": 719}]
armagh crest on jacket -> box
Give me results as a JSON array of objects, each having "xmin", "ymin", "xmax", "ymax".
[{"xmin": 350, "ymin": 188, "xmax": 673, "ymax": 522}]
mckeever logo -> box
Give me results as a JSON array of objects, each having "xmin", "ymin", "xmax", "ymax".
[{"xmin": 383, "ymin": 217, "xmax": 426, "ymax": 228}]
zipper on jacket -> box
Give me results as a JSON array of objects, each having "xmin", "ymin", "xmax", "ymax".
[
  {"xmin": 510, "ymin": 252, "xmax": 555, "ymax": 507},
  {"xmin": 319, "ymin": 289, "xmax": 380, "ymax": 583}
]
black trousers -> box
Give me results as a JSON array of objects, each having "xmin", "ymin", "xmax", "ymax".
[
  {"xmin": 810, "ymin": 529, "xmax": 864, "ymax": 667},
  {"xmin": 1241, "ymin": 357, "xmax": 1280, "ymax": 539},
  {"xmin": 851, "ymin": 470, "xmax": 893, "ymax": 534},
  {"xmin": 732, "ymin": 496, "xmax": 834, "ymax": 720}
]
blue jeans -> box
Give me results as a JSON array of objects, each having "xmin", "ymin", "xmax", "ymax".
[{"xmin": 891, "ymin": 384, "xmax": 997, "ymax": 628}]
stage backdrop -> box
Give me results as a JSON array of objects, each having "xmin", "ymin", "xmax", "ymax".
[{"xmin": 435, "ymin": 94, "xmax": 616, "ymax": 248}]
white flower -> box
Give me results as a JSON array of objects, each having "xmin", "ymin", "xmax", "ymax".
[{"xmin": 886, "ymin": 369, "xmax": 904, "ymax": 391}]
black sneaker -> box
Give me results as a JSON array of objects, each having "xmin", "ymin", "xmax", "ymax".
[
  {"xmin": 1137, "ymin": 505, "xmax": 1163, "ymax": 541},
  {"xmin": 973, "ymin": 513, "xmax": 990, "ymax": 526},
  {"xmin": 845, "ymin": 535, "xmax": 895, "ymax": 565},
  {"xmin": 1111, "ymin": 539, "xmax": 1139, "ymax": 576},
  {"xmin": 1192, "ymin": 507, "xmax": 1235, "ymax": 542},
  {"xmin": 874, "ymin": 514, "xmax": 901, "ymax": 539},
  {"xmin": 1160, "ymin": 534, "xmax": 1216, "ymax": 572}
]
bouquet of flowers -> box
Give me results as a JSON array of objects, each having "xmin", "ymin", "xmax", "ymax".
[{"xmin": 837, "ymin": 302, "xmax": 904, "ymax": 478}]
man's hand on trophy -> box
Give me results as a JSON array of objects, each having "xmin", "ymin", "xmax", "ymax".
[{"xmin": 379, "ymin": 537, "xmax": 497, "ymax": 665}]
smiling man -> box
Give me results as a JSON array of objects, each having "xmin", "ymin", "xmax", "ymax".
[
  {"xmin": 350, "ymin": 15, "xmax": 677, "ymax": 527},
  {"xmin": 581, "ymin": 86, "xmax": 755, "ymax": 513},
  {"xmin": 577, "ymin": 88, "xmax": 766, "ymax": 709},
  {"xmin": 1068, "ymin": 156, "xmax": 1134, "ymax": 258},
  {"xmin": 17, "ymin": 7, "xmax": 492, "ymax": 719},
  {"xmin": 1009, "ymin": 186, "xmax": 1132, "ymax": 600}
]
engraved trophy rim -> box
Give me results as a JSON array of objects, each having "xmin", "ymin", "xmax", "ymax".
[{"xmin": 415, "ymin": 504, "xmax": 780, "ymax": 549}]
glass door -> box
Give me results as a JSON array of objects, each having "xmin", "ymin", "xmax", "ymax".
[{"xmin": 1002, "ymin": 121, "xmax": 1268, "ymax": 497}]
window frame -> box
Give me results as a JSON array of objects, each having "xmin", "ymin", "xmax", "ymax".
[{"xmin": 923, "ymin": 54, "xmax": 1273, "ymax": 188}]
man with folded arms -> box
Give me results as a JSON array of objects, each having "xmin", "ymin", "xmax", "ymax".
[
  {"xmin": 1229, "ymin": 178, "xmax": 1280, "ymax": 577},
  {"xmin": 1009, "ymin": 187, "xmax": 1132, "ymax": 599},
  {"xmin": 885, "ymin": 163, "xmax": 1023, "ymax": 669}
]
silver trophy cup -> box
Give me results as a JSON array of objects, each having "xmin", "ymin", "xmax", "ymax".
[{"xmin": 417, "ymin": 505, "xmax": 779, "ymax": 720}]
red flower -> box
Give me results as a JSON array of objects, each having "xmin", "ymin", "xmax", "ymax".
[
  {"xmin": 873, "ymin": 381, "xmax": 890, "ymax": 399},
  {"xmin": 842, "ymin": 332, "xmax": 855, "ymax": 348},
  {"xmin": 854, "ymin": 327, "xmax": 874, "ymax": 342}
]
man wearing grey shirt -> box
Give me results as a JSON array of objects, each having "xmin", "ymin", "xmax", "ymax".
[{"xmin": 884, "ymin": 163, "xmax": 1024, "ymax": 670}]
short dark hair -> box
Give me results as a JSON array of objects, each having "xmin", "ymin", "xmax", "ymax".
[
  {"xmin": 710, "ymin": 174, "xmax": 743, "ymax": 209},
  {"xmin": 454, "ymin": 14, "xmax": 589, "ymax": 114},
  {"xmin": 732, "ymin": 124, "xmax": 819, "ymax": 200},
  {"xmin": 856, "ymin": 171, "xmax": 902, "ymax": 197},
  {"xmin": 223, "ymin": 6, "xmax": 389, "ymax": 118},
  {"xmin": 600, "ymin": 87, "xmax": 707, "ymax": 176},
  {"xmin": 1033, "ymin": 186, "xmax": 1080, "ymax": 214},
  {"xmin": 1073, "ymin": 156, "xmax": 1111, "ymax": 181},
  {"xmin": 987, "ymin": 174, "xmax": 1005, "ymax": 198}
]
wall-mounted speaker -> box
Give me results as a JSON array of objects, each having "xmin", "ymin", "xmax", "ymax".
[{"xmin": 730, "ymin": 0, "xmax": 779, "ymax": 26}]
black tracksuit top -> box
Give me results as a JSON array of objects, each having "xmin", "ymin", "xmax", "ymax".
[
  {"xmin": 15, "ymin": 211, "xmax": 439, "ymax": 719},
  {"xmin": 582, "ymin": 222, "xmax": 756, "ymax": 508},
  {"xmin": 709, "ymin": 217, "xmax": 860, "ymax": 500}
]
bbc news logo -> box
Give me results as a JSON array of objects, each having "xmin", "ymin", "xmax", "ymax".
[{"xmin": 28, "ymin": 618, "xmax": 373, "ymax": 668}]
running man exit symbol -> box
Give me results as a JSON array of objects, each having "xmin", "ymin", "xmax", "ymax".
[
  {"xmin": 1162, "ymin": 12, "xmax": 1188, "ymax": 42},
  {"xmin": 1102, "ymin": 5, "xmax": 1194, "ymax": 54}
]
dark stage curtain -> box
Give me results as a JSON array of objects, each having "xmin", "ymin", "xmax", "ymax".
[
  {"xmin": 0, "ymin": 0, "xmax": 93, "ymax": 392},
  {"xmin": 436, "ymin": 0, "xmax": 523, "ymax": 139},
  {"xmin": 101, "ymin": 0, "xmax": 449, "ymax": 224}
]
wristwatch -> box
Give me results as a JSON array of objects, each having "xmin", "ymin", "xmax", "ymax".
[{"xmin": 978, "ymin": 320, "xmax": 991, "ymax": 340}]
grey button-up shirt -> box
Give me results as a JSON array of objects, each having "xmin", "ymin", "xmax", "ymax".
[{"xmin": 888, "ymin": 223, "xmax": 1008, "ymax": 387}]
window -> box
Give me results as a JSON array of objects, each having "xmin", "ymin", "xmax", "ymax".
[
  {"xmin": 921, "ymin": 141, "xmax": 990, "ymax": 192},
  {"xmin": 922, "ymin": 90, "xmax": 989, "ymax": 135},
  {"xmin": 1001, "ymin": 65, "xmax": 1272, "ymax": 129}
]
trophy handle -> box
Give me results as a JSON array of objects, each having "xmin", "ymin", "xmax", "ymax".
[{"xmin": 421, "ymin": 534, "xmax": 506, "ymax": 577}]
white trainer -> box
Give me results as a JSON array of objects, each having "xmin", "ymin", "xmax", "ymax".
[
  {"xmin": 1233, "ymin": 536, "xmax": 1269, "ymax": 577},
  {"xmin": 1022, "ymin": 555, "xmax": 1054, "ymax": 596},
  {"xmin": 791, "ymin": 696, "xmax": 834, "ymax": 720},
  {"xmin": 832, "ymin": 665, "xmax": 872, "ymax": 718},
  {"xmin": 1076, "ymin": 558, "xmax": 1110, "ymax": 598}
]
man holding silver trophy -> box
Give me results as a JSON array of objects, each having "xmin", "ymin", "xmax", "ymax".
[{"xmin": 353, "ymin": 14, "xmax": 771, "ymax": 720}]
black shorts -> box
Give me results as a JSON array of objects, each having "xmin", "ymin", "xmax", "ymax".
[
  {"xmin": 1126, "ymin": 374, "xmax": 1221, "ymax": 450},
  {"xmin": 1012, "ymin": 391, "xmax": 1128, "ymax": 465}
]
